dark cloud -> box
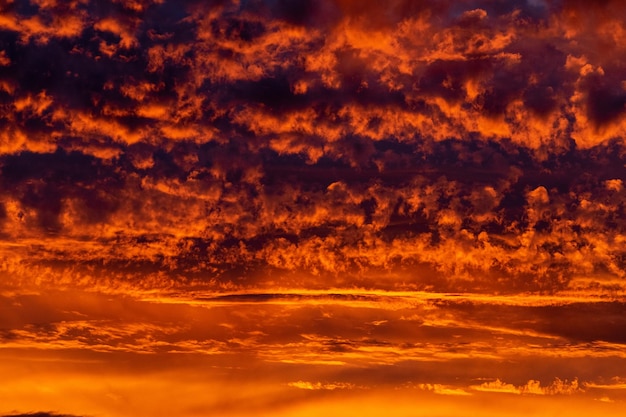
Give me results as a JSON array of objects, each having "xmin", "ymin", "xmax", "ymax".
[
  {"xmin": 0, "ymin": 136, "xmax": 622, "ymax": 293},
  {"xmin": 0, "ymin": 0, "xmax": 622, "ymax": 295},
  {"xmin": 1, "ymin": 3, "xmax": 626, "ymax": 417},
  {"xmin": 585, "ymin": 80, "xmax": 626, "ymax": 128},
  {"xmin": 2, "ymin": 414, "xmax": 85, "ymax": 417},
  {"xmin": 1, "ymin": 149, "xmax": 122, "ymax": 231},
  {"xmin": 436, "ymin": 299, "xmax": 626, "ymax": 344}
]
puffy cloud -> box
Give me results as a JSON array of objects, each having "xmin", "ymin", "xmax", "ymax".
[
  {"xmin": 471, "ymin": 377, "xmax": 581, "ymax": 395},
  {"xmin": 0, "ymin": 136, "xmax": 624, "ymax": 295},
  {"xmin": 0, "ymin": 0, "xmax": 623, "ymax": 158}
]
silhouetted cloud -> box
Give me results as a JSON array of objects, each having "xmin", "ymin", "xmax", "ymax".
[
  {"xmin": 1, "ymin": 1, "xmax": 624, "ymax": 295},
  {"xmin": 2, "ymin": 413, "xmax": 85, "ymax": 417}
]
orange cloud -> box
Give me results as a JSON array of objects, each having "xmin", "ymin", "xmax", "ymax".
[{"xmin": 1, "ymin": 2, "xmax": 626, "ymax": 415}]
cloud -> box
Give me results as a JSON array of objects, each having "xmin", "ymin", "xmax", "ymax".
[
  {"xmin": 0, "ymin": 0, "xmax": 623, "ymax": 158},
  {"xmin": 0, "ymin": 5, "xmax": 625, "ymax": 416},
  {"xmin": 2, "ymin": 414, "xmax": 85, "ymax": 417},
  {"xmin": 287, "ymin": 381, "xmax": 356, "ymax": 390},
  {"xmin": 584, "ymin": 377, "xmax": 626, "ymax": 391},
  {"xmin": 416, "ymin": 383, "xmax": 472, "ymax": 396},
  {"xmin": 2, "ymin": 141, "xmax": 626, "ymax": 294},
  {"xmin": 1, "ymin": 288, "xmax": 625, "ymax": 416},
  {"xmin": 471, "ymin": 377, "xmax": 582, "ymax": 395}
]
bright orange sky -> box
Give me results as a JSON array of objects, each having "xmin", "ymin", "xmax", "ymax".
[{"xmin": 0, "ymin": 0, "xmax": 625, "ymax": 416}]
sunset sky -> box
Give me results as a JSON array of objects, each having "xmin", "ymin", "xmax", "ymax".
[{"xmin": 1, "ymin": 0, "xmax": 626, "ymax": 416}]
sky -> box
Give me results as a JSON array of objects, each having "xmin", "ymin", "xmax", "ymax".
[{"xmin": 0, "ymin": 0, "xmax": 625, "ymax": 415}]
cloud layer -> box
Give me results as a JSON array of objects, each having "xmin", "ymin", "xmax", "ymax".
[
  {"xmin": 0, "ymin": 0, "xmax": 625, "ymax": 296},
  {"xmin": 1, "ymin": 1, "xmax": 626, "ymax": 416}
]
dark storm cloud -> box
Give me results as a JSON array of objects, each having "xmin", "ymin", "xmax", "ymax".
[
  {"xmin": 2, "ymin": 413, "xmax": 85, "ymax": 417},
  {"xmin": 2, "ymin": 4, "xmax": 626, "ymax": 417},
  {"xmin": 435, "ymin": 299, "xmax": 626, "ymax": 344},
  {"xmin": 0, "ymin": 0, "xmax": 622, "ymax": 155},
  {"xmin": 0, "ymin": 0, "xmax": 623, "ymax": 296},
  {"xmin": 582, "ymin": 71, "xmax": 626, "ymax": 128},
  {"xmin": 0, "ymin": 149, "xmax": 122, "ymax": 231}
]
